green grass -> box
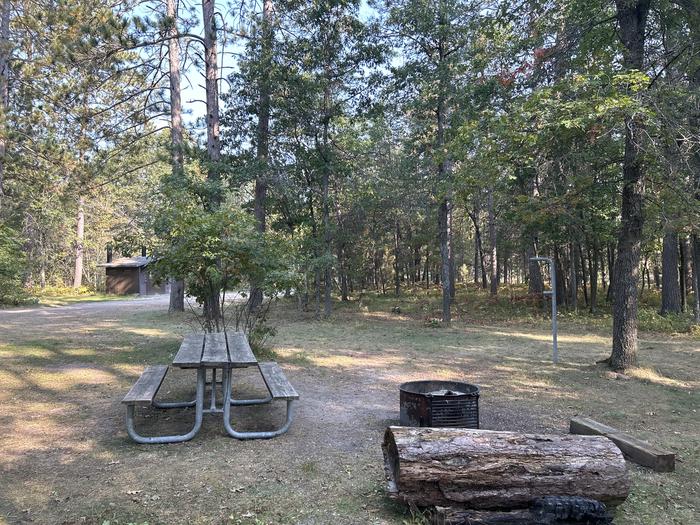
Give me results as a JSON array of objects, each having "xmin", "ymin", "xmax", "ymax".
[{"xmin": 351, "ymin": 283, "xmax": 699, "ymax": 335}]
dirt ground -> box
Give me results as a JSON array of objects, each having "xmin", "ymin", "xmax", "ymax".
[{"xmin": 0, "ymin": 296, "xmax": 698, "ymax": 524}]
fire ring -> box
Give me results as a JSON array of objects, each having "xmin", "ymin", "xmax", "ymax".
[{"xmin": 399, "ymin": 380, "xmax": 479, "ymax": 428}]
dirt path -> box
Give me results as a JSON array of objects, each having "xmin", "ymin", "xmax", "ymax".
[{"xmin": 0, "ymin": 299, "xmax": 697, "ymax": 524}]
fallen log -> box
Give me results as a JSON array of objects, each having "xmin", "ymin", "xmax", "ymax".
[{"xmin": 382, "ymin": 427, "xmax": 631, "ymax": 511}]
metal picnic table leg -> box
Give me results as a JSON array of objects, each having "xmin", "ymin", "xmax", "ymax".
[
  {"xmin": 210, "ymin": 368, "xmax": 218, "ymax": 411},
  {"xmin": 126, "ymin": 367, "xmax": 205, "ymax": 444},
  {"xmin": 222, "ymin": 367, "xmax": 295, "ymax": 440}
]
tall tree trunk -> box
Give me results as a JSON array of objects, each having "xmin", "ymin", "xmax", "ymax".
[
  {"xmin": 680, "ymin": 236, "xmax": 691, "ymax": 312},
  {"xmin": 394, "ymin": 219, "xmax": 401, "ymax": 297},
  {"xmin": 469, "ymin": 209, "xmax": 488, "ymax": 290},
  {"xmin": 606, "ymin": 243, "xmax": 615, "ymax": 302},
  {"xmin": 693, "ymin": 234, "xmax": 700, "ymax": 323},
  {"xmin": 474, "ymin": 227, "xmax": 480, "ymax": 284},
  {"xmin": 553, "ymin": 246, "xmax": 566, "ymax": 305},
  {"xmin": 250, "ymin": 0, "xmax": 274, "ymax": 311},
  {"xmin": 202, "ymin": 0, "xmax": 221, "ymax": 199},
  {"xmin": 167, "ymin": 0, "xmax": 185, "ymax": 312},
  {"xmin": 589, "ymin": 243, "xmax": 599, "ymax": 313},
  {"xmin": 339, "ymin": 246, "xmax": 349, "ymax": 301},
  {"xmin": 435, "ymin": 6, "xmax": 452, "ymax": 323},
  {"xmin": 609, "ymin": 0, "xmax": 650, "ymax": 370},
  {"xmin": 679, "ymin": 0, "xmax": 700, "ymax": 323},
  {"xmin": 438, "ymin": 197, "xmax": 451, "ymax": 322},
  {"xmin": 0, "ymin": 0, "xmax": 10, "ymax": 201},
  {"xmin": 449, "ymin": 206, "xmax": 456, "ymax": 300},
  {"xmin": 72, "ymin": 196, "xmax": 85, "ymax": 289},
  {"xmin": 488, "ymin": 189, "xmax": 497, "ymax": 296},
  {"xmin": 527, "ymin": 240, "xmax": 544, "ymax": 295},
  {"xmin": 321, "ymin": 83, "xmax": 332, "ymax": 319},
  {"xmin": 569, "ymin": 242, "xmax": 577, "ymax": 311},
  {"xmin": 578, "ymin": 243, "xmax": 588, "ymax": 307},
  {"xmin": 424, "ymin": 247, "xmax": 430, "ymax": 289},
  {"xmin": 653, "ymin": 263, "xmax": 661, "ymax": 289},
  {"xmin": 202, "ymin": 0, "xmax": 222, "ymax": 327},
  {"xmin": 660, "ymin": 228, "xmax": 681, "ymax": 315}
]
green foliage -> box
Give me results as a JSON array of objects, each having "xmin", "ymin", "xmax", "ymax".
[
  {"xmin": 0, "ymin": 227, "xmax": 33, "ymax": 305},
  {"xmin": 151, "ymin": 198, "xmax": 298, "ymax": 317}
]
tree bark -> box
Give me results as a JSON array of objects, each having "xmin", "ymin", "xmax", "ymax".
[
  {"xmin": 438, "ymin": 197, "xmax": 451, "ymax": 322},
  {"xmin": 569, "ymin": 242, "xmax": 577, "ymax": 311},
  {"xmin": 527, "ymin": 240, "xmax": 544, "ymax": 295},
  {"xmin": 660, "ymin": 228, "xmax": 681, "ymax": 315},
  {"xmin": 382, "ymin": 427, "xmax": 631, "ymax": 511},
  {"xmin": 72, "ymin": 196, "xmax": 85, "ymax": 289},
  {"xmin": 488, "ymin": 189, "xmax": 497, "ymax": 296},
  {"xmin": 0, "ymin": 0, "xmax": 10, "ymax": 201},
  {"xmin": 249, "ymin": 0, "xmax": 274, "ymax": 312},
  {"xmin": 321, "ymin": 81, "xmax": 332, "ymax": 318},
  {"xmin": 693, "ymin": 234, "xmax": 700, "ymax": 323},
  {"xmin": 394, "ymin": 218, "xmax": 401, "ymax": 297},
  {"xmin": 679, "ymin": 0, "xmax": 700, "ymax": 323},
  {"xmin": 202, "ymin": 0, "xmax": 221, "ymax": 202},
  {"xmin": 201, "ymin": 0, "xmax": 222, "ymax": 327},
  {"xmin": 680, "ymin": 236, "xmax": 691, "ymax": 312},
  {"xmin": 167, "ymin": 0, "xmax": 185, "ymax": 312},
  {"xmin": 435, "ymin": 5, "xmax": 452, "ymax": 323},
  {"xmin": 609, "ymin": 0, "xmax": 651, "ymax": 370},
  {"xmin": 589, "ymin": 242, "xmax": 599, "ymax": 313},
  {"xmin": 449, "ymin": 205, "xmax": 456, "ymax": 300}
]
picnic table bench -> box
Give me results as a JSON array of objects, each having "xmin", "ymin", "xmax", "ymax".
[{"xmin": 122, "ymin": 332, "xmax": 298, "ymax": 444}]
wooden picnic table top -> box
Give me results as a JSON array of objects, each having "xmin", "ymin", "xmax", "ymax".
[{"xmin": 172, "ymin": 332, "xmax": 257, "ymax": 369}]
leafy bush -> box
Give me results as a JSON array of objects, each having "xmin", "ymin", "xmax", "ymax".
[
  {"xmin": 0, "ymin": 226, "xmax": 33, "ymax": 305},
  {"xmin": 152, "ymin": 201, "xmax": 298, "ymax": 334}
]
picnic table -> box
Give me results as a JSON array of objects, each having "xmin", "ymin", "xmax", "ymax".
[{"xmin": 122, "ymin": 332, "xmax": 298, "ymax": 444}]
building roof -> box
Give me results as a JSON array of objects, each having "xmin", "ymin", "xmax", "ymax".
[{"xmin": 98, "ymin": 256, "xmax": 152, "ymax": 269}]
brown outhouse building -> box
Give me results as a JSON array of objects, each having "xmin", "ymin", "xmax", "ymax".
[{"xmin": 99, "ymin": 256, "xmax": 166, "ymax": 295}]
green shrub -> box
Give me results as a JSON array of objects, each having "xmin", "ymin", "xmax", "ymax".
[{"xmin": 0, "ymin": 226, "xmax": 33, "ymax": 305}]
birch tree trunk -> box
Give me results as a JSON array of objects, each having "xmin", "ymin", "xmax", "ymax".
[
  {"xmin": 610, "ymin": 0, "xmax": 651, "ymax": 370},
  {"xmin": 167, "ymin": 0, "xmax": 185, "ymax": 312}
]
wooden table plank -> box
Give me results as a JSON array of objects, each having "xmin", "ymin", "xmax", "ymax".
[
  {"xmin": 122, "ymin": 365, "xmax": 169, "ymax": 405},
  {"xmin": 570, "ymin": 417, "xmax": 675, "ymax": 472},
  {"xmin": 201, "ymin": 332, "xmax": 230, "ymax": 367},
  {"xmin": 226, "ymin": 331, "xmax": 257, "ymax": 367},
  {"xmin": 259, "ymin": 362, "xmax": 299, "ymax": 400},
  {"xmin": 172, "ymin": 334, "xmax": 205, "ymax": 368}
]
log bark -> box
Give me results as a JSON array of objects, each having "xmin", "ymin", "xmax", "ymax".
[
  {"xmin": 433, "ymin": 496, "xmax": 614, "ymax": 525},
  {"xmin": 382, "ymin": 427, "xmax": 630, "ymax": 511}
]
